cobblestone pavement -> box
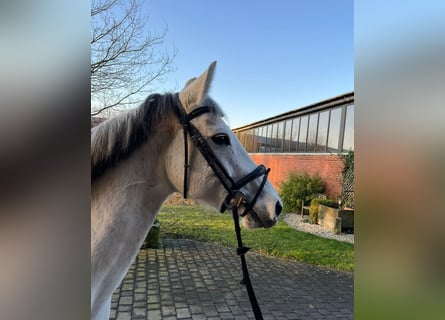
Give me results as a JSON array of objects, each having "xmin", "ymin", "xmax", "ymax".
[{"xmin": 110, "ymin": 239, "xmax": 353, "ymax": 320}]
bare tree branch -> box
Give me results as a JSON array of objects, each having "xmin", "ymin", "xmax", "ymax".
[{"xmin": 91, "ymin": 0, "xmax": 177, "ymax": 116}]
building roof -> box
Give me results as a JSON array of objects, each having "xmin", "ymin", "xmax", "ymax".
[{"xmin": 233, "ymin": 91, "xmax": 354, "ymax": 132}]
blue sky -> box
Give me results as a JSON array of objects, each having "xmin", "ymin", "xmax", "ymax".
[{"xmin": 144, "ymin": 0, "xmax": 353, "ymax": 128}]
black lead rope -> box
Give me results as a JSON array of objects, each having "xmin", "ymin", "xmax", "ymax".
[{"xmin": 231, "ymin": 201, "xmax": 264, "ymax": 320}]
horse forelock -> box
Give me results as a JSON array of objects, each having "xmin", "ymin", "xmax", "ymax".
[
  {"xmin": 198, "ymin": 97, "xmax": 226, "ymax": 122},
  {"xmin": 91, "ymin": 93, "xmax": 181, "ymax": 183}
]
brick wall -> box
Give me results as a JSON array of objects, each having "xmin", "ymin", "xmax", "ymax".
[{"xmin": 249, "ymin": 154, "xmax": 344, "ymax": 199}]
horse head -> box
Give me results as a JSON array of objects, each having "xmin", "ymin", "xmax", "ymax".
[{"xmin": 165, "ymin": 62, "xmax": 282, "ymax": 229}]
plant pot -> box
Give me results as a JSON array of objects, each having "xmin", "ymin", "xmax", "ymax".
[{"xmin": 318, "ymin": 205, "xmax": 354, "ymax": 234}]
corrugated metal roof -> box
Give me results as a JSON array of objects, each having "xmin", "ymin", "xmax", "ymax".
[{"xmin": 233, "ymin": 91, "xmax": 354, "ymax": 132}]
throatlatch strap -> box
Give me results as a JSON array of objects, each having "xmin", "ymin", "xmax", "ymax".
[{"xmin": 232, "ymin": 206, "xmax": 264, "ymax": 320}]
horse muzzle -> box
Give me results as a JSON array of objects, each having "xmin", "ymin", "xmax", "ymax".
[{"xmin": 221, "ymin": 190, "xmax": 282, "ymax": 229}]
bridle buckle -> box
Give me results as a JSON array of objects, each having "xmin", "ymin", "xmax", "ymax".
[{"xmin": 224, "ymin": 190, "xmax": 246, "ymax": 210}]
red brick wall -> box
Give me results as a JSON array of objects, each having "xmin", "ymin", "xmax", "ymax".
[{"xmin": 249, "ymin": 154, "xmax": 344, "ymax": 199}]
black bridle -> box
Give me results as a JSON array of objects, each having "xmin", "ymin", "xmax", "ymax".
[
  {"xmin": 176, "ymin": 105, "xmax": 270, "ymax": 216},
  {"xmin": 175, "ymin": 102, "xmax": 270, "ymax": 319}
]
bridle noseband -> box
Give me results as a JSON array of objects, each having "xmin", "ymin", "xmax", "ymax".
[{"xmin": 175, "ymin": 103, "xmax": 270, "ymax": 218}]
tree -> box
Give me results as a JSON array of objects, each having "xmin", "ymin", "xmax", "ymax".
[{"xmin": 91, "ymin": 0, "xmax": 176, "ymax": 116}]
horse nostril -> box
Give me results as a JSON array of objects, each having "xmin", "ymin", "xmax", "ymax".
[{"xmin": 275, "ymin": 201, "xmax": 283, "ymax": 217}]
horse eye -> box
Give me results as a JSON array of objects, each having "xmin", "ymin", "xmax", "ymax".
[{"xmin": 211, "ymin": 133, "xmax": 231, "ymax": 146}]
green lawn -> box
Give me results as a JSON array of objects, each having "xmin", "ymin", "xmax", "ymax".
[{"xmin": 158, "ymin": 205, "xmax": 354, "ymax": 272}]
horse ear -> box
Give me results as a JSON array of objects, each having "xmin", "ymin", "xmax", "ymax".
[
  {"xmin": 183, "ymin": 77, "xmax": 197, "ymax": 89},
  {"xmin": 179, "ymin": 61, "xmax": 216, "ymax": 111}
]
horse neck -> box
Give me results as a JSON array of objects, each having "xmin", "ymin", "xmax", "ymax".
[{"xmin": 91, "ymin": 122, "xmax": 179, "ymax": 224}]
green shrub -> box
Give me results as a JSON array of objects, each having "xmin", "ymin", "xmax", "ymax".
[
  {"xmin": 340, "ymin": 151, "xmax": 354, "ymax": 209},
  {"xmin": 319, "ymin": 198, "xmax": 339, "ymax": 208},
  {"xmin": 309, "ymin": 199, "xmax": 320, "ymax": 224},
  {"xmin": 279, "ymin": 171, "xmax": 324, "ymax": 213},
  {"xmin": 309, "ymin": 198, "xmax": 339, "ymax": 224}
]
